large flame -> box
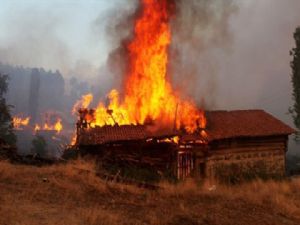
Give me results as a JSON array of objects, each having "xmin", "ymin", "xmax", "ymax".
[{"xmin": 75, "ymin": 0, "xmax": 206, "ymax": 133}]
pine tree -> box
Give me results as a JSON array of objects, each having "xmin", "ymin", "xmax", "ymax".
[{"xmin": 0, "ymin": 74, "xmax": 16, "ymax": 145}]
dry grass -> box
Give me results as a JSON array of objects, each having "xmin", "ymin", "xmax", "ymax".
[{"xmin": 0, "ymin": 159, "xmax": 300, "ymax": 225}]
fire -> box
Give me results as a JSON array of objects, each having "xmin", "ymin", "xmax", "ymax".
[
  {"xmin": 34, "ymin": 118, "xmax": 63, "ymax": 134},
  {"xmin": 54, "ymin": 119, "xmax": 63, "ymax": 133},
  {"xmin": 34, "ymin": 124, "xmax": 41, "ymax": 132},
  {"xmin": 74, "ymin": 0, "xmax": 206, "ymax": 133},
  {"xmin": 13, "ymin": 116, "xmax": 30, "ymax": 129},
  {"xmin": 72, "ymin": 93, "xmax": 93, "ymax": 114},
  {"xmin": 70, "ymin": 132, "xmax": 77, "ymax": 145}
]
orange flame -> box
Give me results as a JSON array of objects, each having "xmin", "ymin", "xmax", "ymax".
[
  {"xmin": 72, "ymin": 93, "xmax": 93, "ymax": 114},
  {"xmin": 74, "ymin": 0, "xmax": 206, "ymax": 133},
  {"xmin": 13, "ymin": 116, "xmax": 30, "ymax": 129},
  {"xmin": 34, "ymin": 118, "xmax": 63, "ymax": 134},
  {"xmin": 34, "ymin": 124, "xmax": 41, "ymax": 132},
  {"xmin": 70, "ymin": 133, "xmax": 77, "ymax": 145}
]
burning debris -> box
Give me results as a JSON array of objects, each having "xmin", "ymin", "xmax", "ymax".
[
  {"xmin": 12, "ymin": 116, "xmax": 30, "ymax": 130},
  {"xmin": 13, "ymin": 113, "xmax": 63, "ymax": 135},
  {"xmin": 11, "ymin": 111, "xmax": 66, "ymax": 158},
  {"xmin": 34, "ymin": 118, "xmax": 63, "ymax": 134}
]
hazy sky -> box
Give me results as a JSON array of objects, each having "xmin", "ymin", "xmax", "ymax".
[
  {"xmin": 1, "ymin": 0, "xmax": 299, "ymax": 153},
  {"xmin": 0, "ymin": 0, "xmax": 300, "ymax": 119},
  {"xmin": 0, "ymin": 0, "xmax": 123, "ymax": 73}
]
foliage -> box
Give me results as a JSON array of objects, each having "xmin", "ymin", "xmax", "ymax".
[
  {"xmin": 0, "ymin": 74, "xmax": 16, "ymax": 145},
  {"xmin": 290, "ymin": 27, "xmax": 300, "ymax": 139},
  {"xmin": 31, "ymin": 135, "xmax": 47, "ymax": 157}
]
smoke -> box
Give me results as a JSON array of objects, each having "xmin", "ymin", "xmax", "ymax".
[
  {"xmin": 214, "ymin": 0, "xmax": 300, "ymax": 154},
  {"xmin": 92, "ymin": 0, "xmax": 138, "ymax": 94},
  {"xmin": 213, "ymin": 0, "xmax": 300, "ymax": 119},
  {"xmin": 170, "ymin": 0, "xmax": 238, "ymax": 109},
  {"xmin": 93, "ymin": 0, "xmax": 238, "ymax": 108},
  {"xmin": 0, "ymin": 7, "xmax": 72, "ymax": 75},
  {"xmin": 169, "ymin": 0, "xmax": 300, "ymax": 154},
  {"xmin": 0, "ymin": 1, "xmax": 114, "ymax": 84}
]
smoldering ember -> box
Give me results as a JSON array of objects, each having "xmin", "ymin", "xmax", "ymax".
[{"xmin": 1, "ymin": 0, "xmax": 300, "ymax": 224}]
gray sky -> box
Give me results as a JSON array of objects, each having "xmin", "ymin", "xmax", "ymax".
[
  {"xmin": 0, "ymin": 0, "xmax": 299, "ymax": 117},
  {"xmin": 0, "ymin": 0, "xmax": 299, "ymax": 153},
  {"xmin": 0, "ymin": 0, "xmax": 123, "ymax": 74}
]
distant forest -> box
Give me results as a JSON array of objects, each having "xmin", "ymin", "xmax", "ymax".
[{"xmin": 0, "ymin": 63, "xmax": 93, "ymax": 128}]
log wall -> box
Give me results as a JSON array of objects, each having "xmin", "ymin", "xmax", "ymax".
[{"xmin": 203, "ymin": 136, "xmax": 288, "ymax": 181}]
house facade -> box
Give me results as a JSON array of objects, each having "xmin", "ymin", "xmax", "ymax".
[
  {"xmin": 188, "ymin": 110, "xmax": 294, "ymax": 181},
  {"xmin": 76, "ymin": 110, "xmax": 295, "ymax": 181}
]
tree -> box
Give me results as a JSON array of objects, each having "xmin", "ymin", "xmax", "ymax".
[
  {"xmin": 0, "ymin": 74, "xmax": 16, "ymax": 145},
  {"xmin": 290, "ymin": 27, "xmax": 300, "ymax": 138}
]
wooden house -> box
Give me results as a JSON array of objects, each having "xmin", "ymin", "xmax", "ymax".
[
  {"xmin": 76, "ymin": 110, "xmax": 295, "ymax": 181},
  {"xmin": 76, "ymin": 124, "xmax": 178, "ymax": 176},
  {"xmin": 198, "ymin": 110, "xmax": 295, "ymax": 181}
]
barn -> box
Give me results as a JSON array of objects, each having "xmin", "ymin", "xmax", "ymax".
[{"xmin": 75, "ymin": 109, "xmax": 295, "ymax": 181}]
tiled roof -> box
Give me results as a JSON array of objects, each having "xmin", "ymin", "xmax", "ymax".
[
  {"xmin": 77, "ymin": 124, "xmax": 179, "ymax": 145},
  {"xmin": 78, "ymin": 125, "xmax": 148, "ymax": 145},
  {"xmin": 204, "ymin": 110, "xmax": 295, "ymax": 141},
  {"xmin": 77, "ymin": 110, "xmax": 295, "ymax": 145}
]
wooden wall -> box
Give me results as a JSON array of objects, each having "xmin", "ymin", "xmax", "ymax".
[
  {"xmin": 79, "ymin": 141, "xmax": 177, "ymax": 172},
  {"xmin": 201, "ymin": 135, "xmax": 288, "ymax": 181},
  {"xmin": 78, "ymin": 135, "xmax": 289, "ymax": 181}
]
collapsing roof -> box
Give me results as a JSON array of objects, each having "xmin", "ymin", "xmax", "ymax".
[
  {"xmin": 77, "ymin": 124, "xmax": 179, "ymax": 145},
  {"xmin": 77, "ymin": 110, "xmax": 295, "ymax": 146},
  {"xmin": 78, "ymin": 125, "xmax": 148, "ymax": 145}
]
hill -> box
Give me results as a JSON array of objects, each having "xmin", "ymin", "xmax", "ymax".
[{"xmin": 0, "ymin": 160, "xmax": 300, "ymax": 225}]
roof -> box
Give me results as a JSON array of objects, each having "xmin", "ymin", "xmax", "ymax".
[
  {"xmin": 77, "ymin": 110, "xmax": 296, "ymax": 145},
  {"xmin": 77, "ymin": 124, "xmax": 178, "ymax": 145},
  {"xmin": 78, "ymin": 125, "xmax": 148, "ymax": 145},
  {"xmin": 204, "ymin": 110, "xmax": 295, "ymax": 141}
]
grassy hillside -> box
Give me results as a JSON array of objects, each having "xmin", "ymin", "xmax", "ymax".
[{"xmin": 0, "ymin": 159, "xmax": 300, "ymax": 225}]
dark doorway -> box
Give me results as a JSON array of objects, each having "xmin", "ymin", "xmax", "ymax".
[
  {"xmin": 199, "ymin": 162, "xmax": 206, "ymax": 178},
  {"xmin": 177, "ymin": 151, "xmax": 194, "ymax": 179}
]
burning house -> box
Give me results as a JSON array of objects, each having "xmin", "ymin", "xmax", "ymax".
[
  {"xmin": 75, "ymin": 109, "xmax": 295, "ymax": 181},
  {"xmin": 12, "ymin": 114, "xmax": 64, "ymax": 156},
  {"xmin": 71, "ymin": 0, "xmax": 295, "ymax": 181}
]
